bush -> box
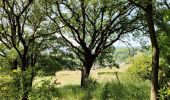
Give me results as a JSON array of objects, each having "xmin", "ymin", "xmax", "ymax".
[
  {"xmin": 30, "ymin": 80, "xmax": 58, "ymax": 100},
  {"xmin": 128, "ymin": 52, "xmax": 170, "ymax": 99},
  {"xmin": 128, "ymin": 52, "xmax": 152, "ymax": 80},
  {"xmin": 0, "ymin": 68, "xmax": 21, "ymax": 99},
  {"xmin": 158, "ymin": 85, "xmax": 170, "ymax": 100}
]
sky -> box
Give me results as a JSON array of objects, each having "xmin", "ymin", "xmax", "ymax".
[{"xmin": 113, "ymin": 37, "xmax": 151, "ymax": 48}]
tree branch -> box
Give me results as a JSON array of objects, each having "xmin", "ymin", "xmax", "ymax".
[
  {"xmin": 164, "ymin": 0, "xmax": 170, "ymax": 9},
  {"xmin": 18, "ymin": 0, "xmax": 34, "ymax": 17},
  {"xmin": 128, "ymin": 0, "xmax": 146, "ymax": 11},
  {"xmin": 80, "ymin": 0, "xmax": 86, "ymax": 41}
]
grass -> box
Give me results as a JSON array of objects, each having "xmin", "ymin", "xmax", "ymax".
[
  {"xmin": 45, "ymin": 64, "xmax": 131, "ymax": 86},
  {"xmin": 0, "ymin": 64, "xmax": 150, "ymax": 100},
  {"xmin": 30, "ymin": 71, "xmax": 150, "ymax": 100}
]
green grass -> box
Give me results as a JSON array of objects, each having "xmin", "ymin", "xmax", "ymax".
[
  {"xmin": 0, "ymin": 67, "xmax": 150, "ymax": 100},
  {"xmin": 30, "ymin": 73, "xmax": 150, "ymax": 100}
]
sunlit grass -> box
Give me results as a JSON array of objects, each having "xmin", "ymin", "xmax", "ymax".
[
  {"xmin": 1, "ymin": 64, "xmax": 150, "ymax": 100},
  {"xmin": 30, "ymin": 72, "xmax": 150, "ymax": 100},
  {"xmin": 44, "ymin": 64, "xmax": 131, "ymax": 86}
]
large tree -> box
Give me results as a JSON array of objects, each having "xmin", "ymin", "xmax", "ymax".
[
  {"xmin": 45, "ymin": 0, "xmax": 140, "ymax": 86},
  {"xmin": 0, "ymin": 0, "xmax": 50, "ymax": 99},
  {"xmin": 156, "ymin": 1, "xmax": 170, "ymax": 99},
  {"xmin": 128, "ymin": 0, "xmax": 160, "ymax": 100}
]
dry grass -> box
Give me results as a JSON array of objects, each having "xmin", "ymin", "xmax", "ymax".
[{"xmin": 52, "ymin": 64, "xmax": 131, "ymax": 86}]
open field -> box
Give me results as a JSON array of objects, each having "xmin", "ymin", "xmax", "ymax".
[
  {"xmin": 34, "ymin": 64, "xmax": 131, "ymax": 86},
  {"xmin": 0, "ymin": 64, "xmax": 150, "ymax": 100},
  {"xmin": 31, "ymin": 64, "xmax": 150, "ymax": 100}
]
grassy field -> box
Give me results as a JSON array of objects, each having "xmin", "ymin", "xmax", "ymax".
[
  {"xmin": 31, "ymin": 64, "xmax": 150, "ymax": 100},
  {"xmin": 0, "ymin": 64, "xmax": 150, "ymax": 100},
  {"xmin": 33, "ymin": 64, "xmax": 131, "ymax": 86}
]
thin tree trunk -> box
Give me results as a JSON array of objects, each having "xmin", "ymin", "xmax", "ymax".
[
  {"xmin": 145, "ymin": 4, "xmax": 159, "ymax": 100},
  {"xmin": 21, "ymin": 70, "xmax": 29, "ymax": 100},
  {"xmin": 21, "ymin": 49, "xmax": 37, "ymax": 100},
  {"xmin": 21, "ymin": 58, "xmax": 35, "ymax": 100},
  {"xmin": 21, "ymin": 67, "xmax": 35, "ymax": 100},
  {"xmin": 11, "ymin": 58, "xmax": 18, "ymax": 70}
]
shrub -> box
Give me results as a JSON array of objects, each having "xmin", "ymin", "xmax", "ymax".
[
  {"xmin": 0, "ymin": 68, "xmax": 21, "ymax": 99},
  {"xmin": 30, "ymin": 80, "xmax": 58, "ymax": 100},
  {"xmin": 128, "ymin": 52, "xmax": 152, "ymax": 80},
  {"xmin": 158, "ymin": 86, "xmax": 170, "ymax": 100}
]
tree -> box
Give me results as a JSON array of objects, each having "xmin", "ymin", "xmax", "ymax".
[
  {"xmin": 0, "ymin": 0, "xmax": 49, "ymax": 99},
  {"xmin": 45, "ymin": 0, "xmax": 140, "ymax": 86},
  {"xmin": 155, "ymin": 1, "xmax": 170, "ymax": 98},
  {"xmin": 128, "ymin": 0, "xmax": 160, "ymax": 100}
]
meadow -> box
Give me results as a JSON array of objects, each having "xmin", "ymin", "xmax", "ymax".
[
  {"xmin": 30, "ymin": 64, "xmax": 150, "ymax": 100},
  {"xmin": 0, "ymin": 64, "xmax": 150, "ymax": 100}
]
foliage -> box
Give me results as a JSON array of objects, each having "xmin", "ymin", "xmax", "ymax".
[
  {"xmin": 96, "ymin": 47, "xmax": 118, "ymax": 68},
  {"xmin": 30, "ymin": 80, "xmax": 58, "ymax": 100},
  {"xmin": 158, "ymin": 85, "xmax": 170, "ymax": 100},
  {"xmin": 1, "ymin": 0, "xmax": 170, "ymax": 99},
  {"xmin": 44, "ymin": 0, "xmax": 140, "ymax": 86},
  {"xmin": 114, "ymin": 47, "xmax": 140, "ymax": 64},
  {"xmin": 0, "ymin": 46, "xmax": 18, "ymax": 68},
  {"xmin": 155, "ymin": 2, "xmax": 170, "ymax": 98},
  {"xmin": 128, "ymin": 52, "xmax": 152, "ymax": 80},
  {"xmin": 0, "ymin": 0, "xmax": 50, "ymax": 99},
  {"xmin": 0, "ymin": 68, "xmax": 21, "ymax": 99},
  {"xmin": 128, "ymin": 50, "xmax": 170, "ymax": 98},
  {"xmin": 37, "ymin": 48, "xmax": 80, "ymax": 76}
]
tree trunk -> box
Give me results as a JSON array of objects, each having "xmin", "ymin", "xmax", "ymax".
[
  {"xmin": 81, "ymin": 54, "xmax": 94, "ymax": 87},
  {"xmin": 21, "ymin": 71, "xmax": 29, "ymax": 100},
  {"xmin": 145, "ymin": 3, "xmax": 159, "ymax": 100},
  {"xmin": 20, "ymin": 48, "xmax": 37, "ymax": 100},
  {"xmin": 81, "ymin": 67, "xmax": 91, "ymax": 86},
  {"xmin": 21, "ymin": 91, "xmax": 29, "ymax": 100},
  {"xmin": 21, "ymin": 58, "xmax": 35, "ymax": 100},
  {"xmin": 11, "ymin": 58, "xmax": 18, "ymax": 70},
  {"xmin": 21, "ymin": 67, "xmax": 35, "ymax": 100}
]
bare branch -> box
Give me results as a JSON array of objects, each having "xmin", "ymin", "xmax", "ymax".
[
  {"xmin": 164, "ymin": 0, "xmax": 170, "ymax": 9},
  {"xmin": 56, "ymin": 1, "xmax": 81, "ymax": 41}
]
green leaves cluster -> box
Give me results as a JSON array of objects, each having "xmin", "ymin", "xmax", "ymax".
[{"xmin": 128, "ymin": 52, "xmax": 152, "ymax": 80}]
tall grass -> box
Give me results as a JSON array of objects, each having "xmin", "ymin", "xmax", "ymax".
[{"xmin": 30, "ymin": 72, "xmax": 150, "ymax": 100}]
